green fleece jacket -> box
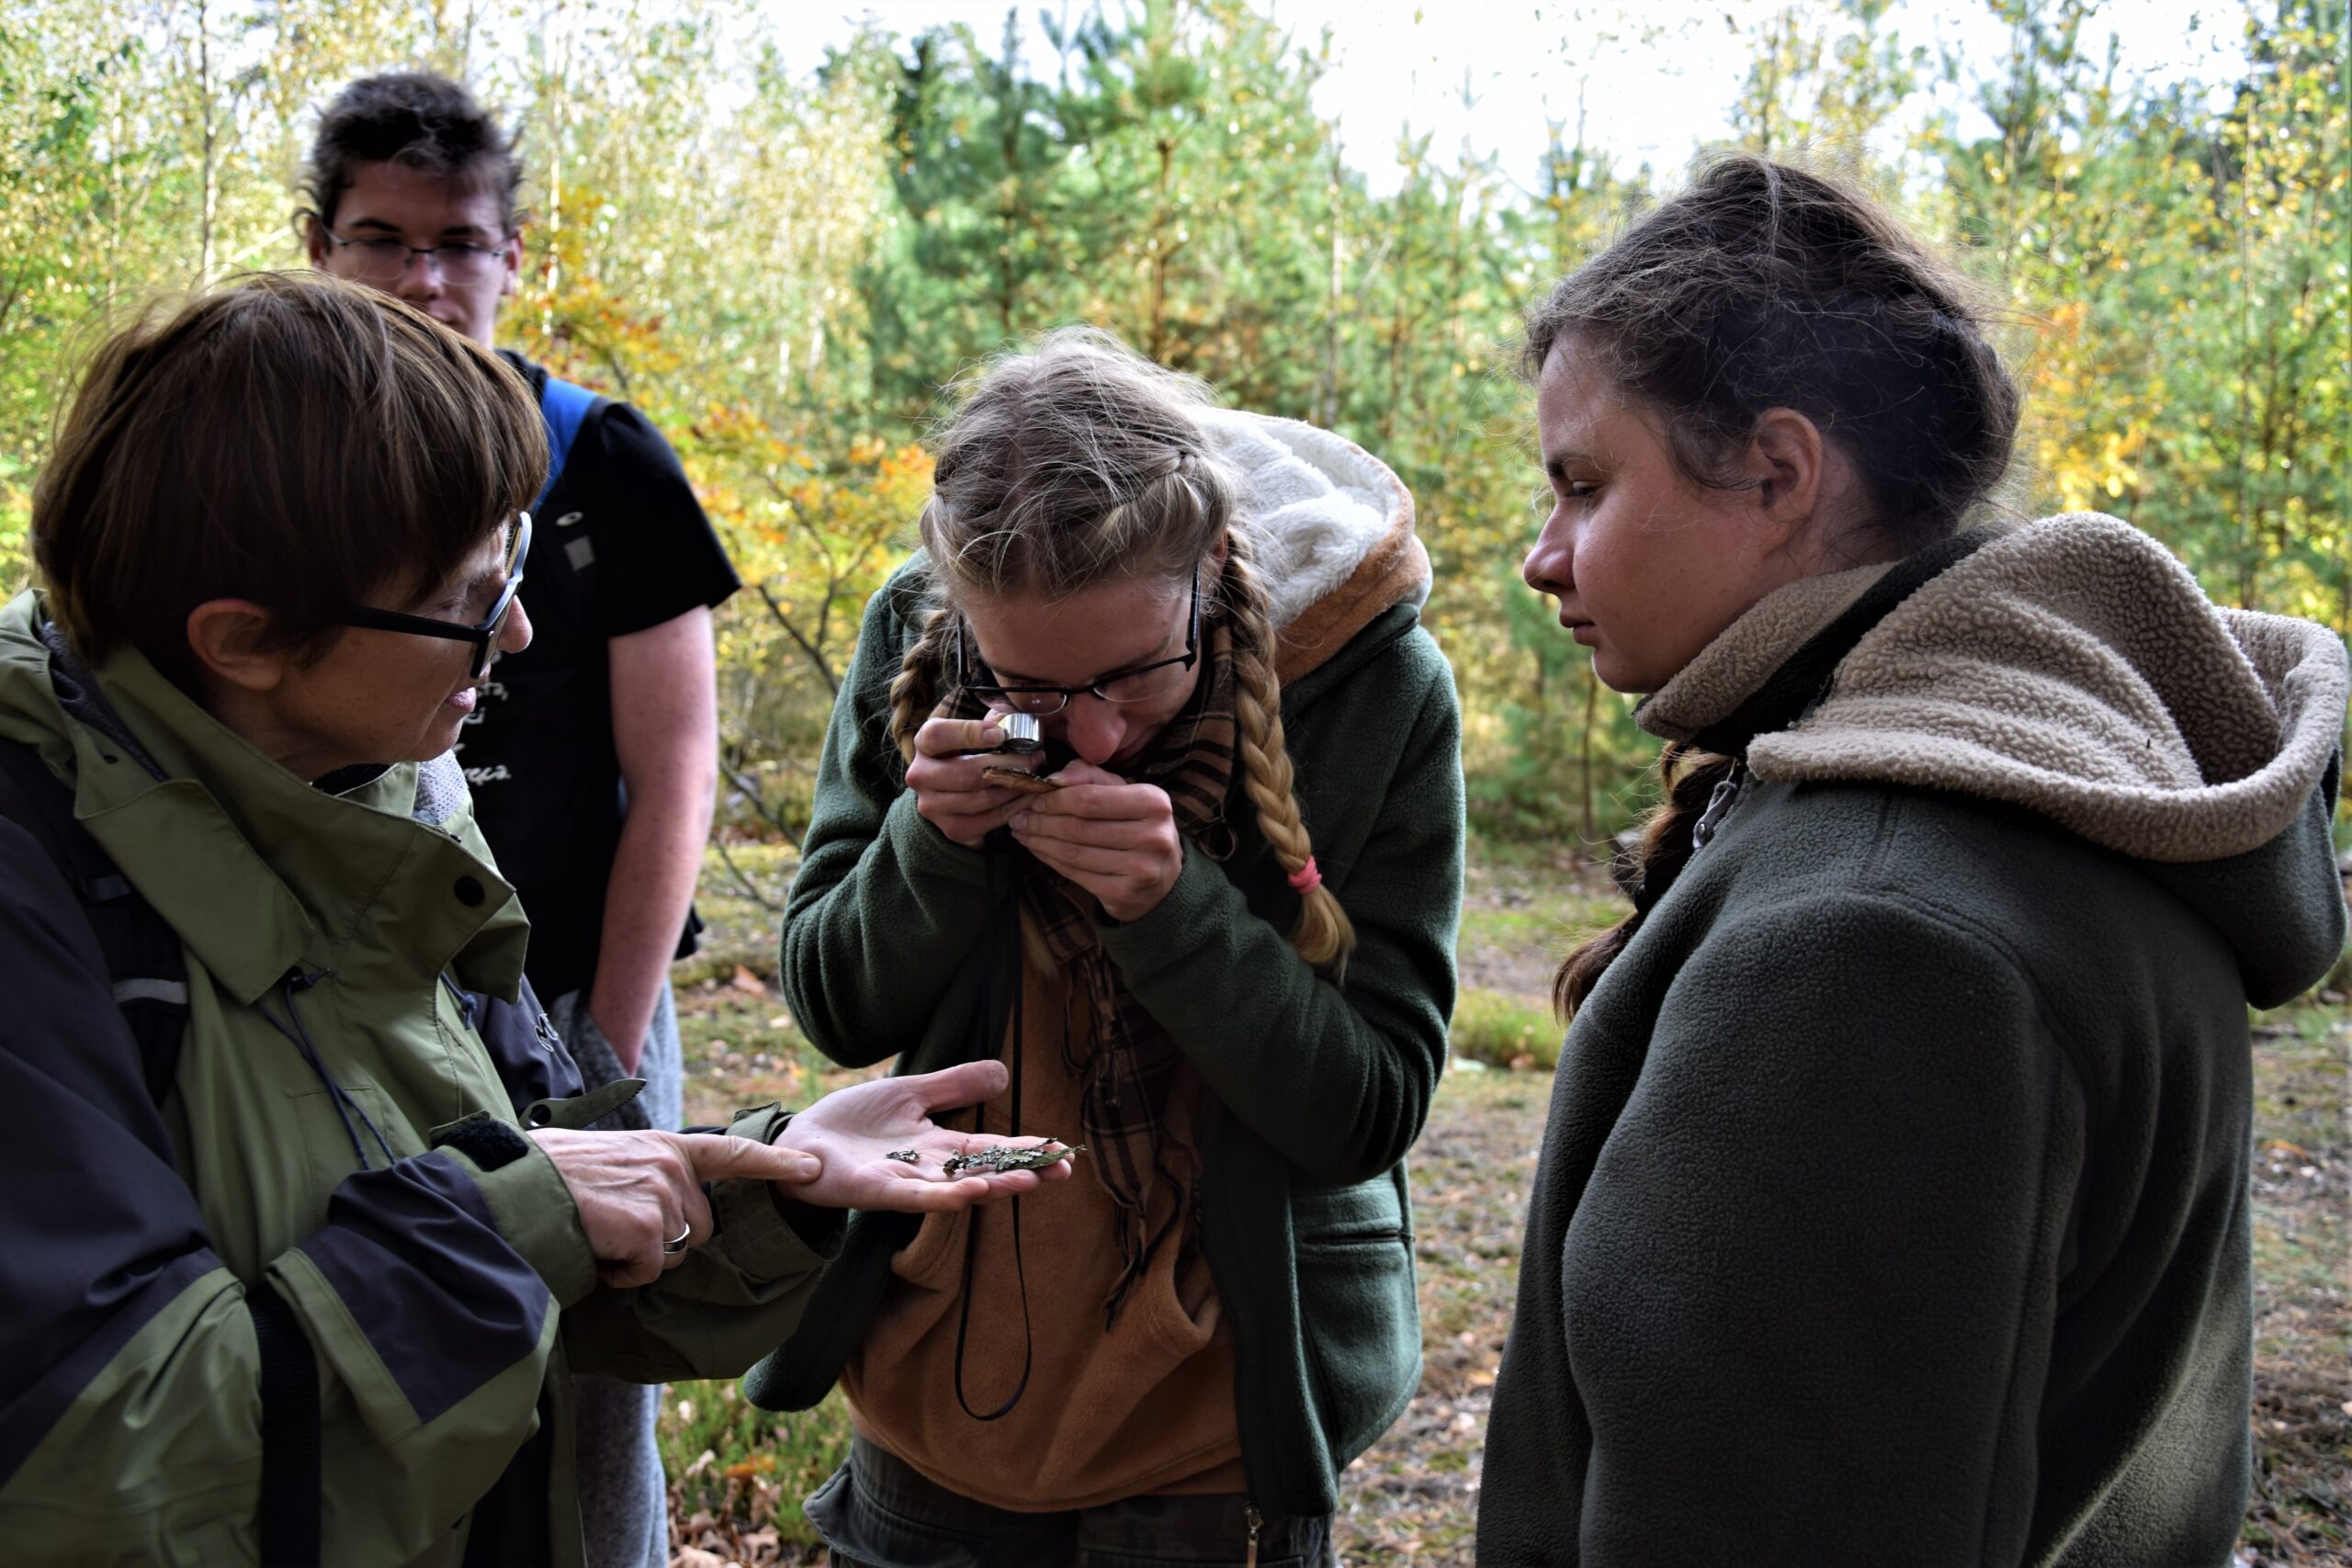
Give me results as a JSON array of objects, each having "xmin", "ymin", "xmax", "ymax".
[
  {"xmin": 745, "ymin": 546, "xmax": 1464, "ymax": 1517},
  {"xmin": 0, "ymin": 592, "xmax": 831, "ymax": 1567},
  {"xmin": 1478, "ymin": 515, "xmax": 2349, "ymax": 1566}
]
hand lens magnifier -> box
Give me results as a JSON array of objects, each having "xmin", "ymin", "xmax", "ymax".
[
  {"xmin": 993, "ymin": 713, "xmax": 1044, "ymax": 753},
  {"xmin": 978, "ymin": 712, "xmax": 1054, "ymax": 793}
]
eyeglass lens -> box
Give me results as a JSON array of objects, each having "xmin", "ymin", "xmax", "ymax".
[
  {"xmin": 980, "ymin": 660, "xmax": 1190, "ymax": 714},
  {"xmin": 341, "ymin": 238, "xmax": 505, "ymax": 284},
  {"xmin": 471, "ymin": 515, "xmax": 530, "ymax": 676},
  {"xmin": 961, "ymin": 565, "xmax": 1197, "ymax": 713}
]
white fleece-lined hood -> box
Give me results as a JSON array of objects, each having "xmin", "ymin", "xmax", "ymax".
[
  {"xmin": 1197, "ymin": 409, "xmax": 1430, "ymax": 682},
  {"xmin": 1643, "ymin": 513, "xmax": 2349, "ymax": 866}
]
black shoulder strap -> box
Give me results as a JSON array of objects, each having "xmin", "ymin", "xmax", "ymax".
[
  {"xmin": 0, "ymin": 739, "xmax": 322, "ymax": 1562},
  {"xmin": 248, "ymin": 1282, "xmax": 322, "ymax": 1566},
  {"xmin": 0, "ymin": 740, "xmax": 187, "ymax": 1101}
]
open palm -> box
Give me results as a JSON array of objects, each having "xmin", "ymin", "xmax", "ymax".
[{"xmin": 778, "ymin": 1060, "xmax": 1077, "ymax": 1213}]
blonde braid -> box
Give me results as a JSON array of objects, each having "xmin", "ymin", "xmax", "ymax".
[
  {"xmin": 887, "ymin": 599, "xmax": 955, "ymax": 764},
  {"xmin": 1222, "ymin": 525, "xmax": 1355, "ymax": 973}
]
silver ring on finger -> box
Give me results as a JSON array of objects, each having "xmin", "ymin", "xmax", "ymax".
[{"xmin": 662, "ymin": 1221, "xmax": 693, "ymax": 1256}]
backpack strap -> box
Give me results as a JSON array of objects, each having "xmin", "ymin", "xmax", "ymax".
[
  {"xmin": 0, "ymin": 739, "xmax": 318, "ymax": 1561},
  {"xmin": 0, "ymin": 740, "xmax": 187, "ymax": 1101},
  {"xmin": 531, "ymin": 375, "xmax": 601, "ymax": 516},
  {"xmin": 249, "ymin": 1282, "xmax": 322, "ymax": 1566}
]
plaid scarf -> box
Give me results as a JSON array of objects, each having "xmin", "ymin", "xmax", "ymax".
[{"xmin": 941, "ymin": 625, "xmax": 1239, "ymax": 1323}]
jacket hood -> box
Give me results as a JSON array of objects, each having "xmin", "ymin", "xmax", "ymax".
[
  {"xmin": 1641, "ymin": 513, "xmax": 2348, "ymax": 1000},
  {"xmin": 1197, "ymin": 409, "xmax": 1429, "ymax": 682}
]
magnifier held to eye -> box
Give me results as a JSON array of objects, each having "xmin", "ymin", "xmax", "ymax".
[{"xmin": 977, "ymin": 712, "xmax": 1058, "ymax": 794}]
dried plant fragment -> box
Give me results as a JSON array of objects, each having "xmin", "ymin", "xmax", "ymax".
[
  {"xmin": 982, "ymin": 766, "xmax": 1057, "ymax": 795},
  {"xmin": 942, "ymin": 1141, "xmax": 1085, "ymax": 1178}
]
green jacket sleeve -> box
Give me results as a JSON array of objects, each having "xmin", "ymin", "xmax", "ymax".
[
  {"xmin": 785, "ymin": 577, "xmax": 1462, "ymax": 1187},
  {"xmin": 560, "ymin": 1103, "xmax": 839, "ymax": 1381},
  {"xmin": 1098, "ymin": 632, "xmax": 1463, "ymax": 1185},
  {"xmin": 779, "ymin": 572, "xmax": 995, "ymax": 1067},
  {"xmin": 1481, "ymin": 891, "xmax": 2083, "ymax": 1565}
]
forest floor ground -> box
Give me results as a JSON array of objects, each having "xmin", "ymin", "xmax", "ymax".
[{"xmin": 657, "ymin": 840, "xmax": 2350, "ymax": 1568}]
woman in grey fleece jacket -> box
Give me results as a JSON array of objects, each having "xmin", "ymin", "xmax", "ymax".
[{"xmin": 1480, "ymin": 155, "xmax": 2347, "ymax": 1567}]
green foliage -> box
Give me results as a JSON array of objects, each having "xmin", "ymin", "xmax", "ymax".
[
  {"xmin": 657, "ymin": 1378, "xmax": 849, "ymax": 1551},
  {"xmin": 1447, "ymin": 987, "xmax": 1562, "ymax": 1071},
  {"xmin": 1938, "ymin": 0, "xmax": 2349, "ymax": 626},
  {"xmin": 0, "ymin": 0, "xmax": 2341, "ymax": 846}
]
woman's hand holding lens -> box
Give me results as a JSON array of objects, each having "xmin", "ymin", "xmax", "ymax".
[
  {"xmin": 1008, "ymin": 758, "xmax": 1183, "ymax": 921},
  {"xmin": 773, "ymin": 1061, "xmax": 1074, "ymax": 1212},
  {"xmin": 908, "ymin": 716, "xmax": 1035, "ymax": 846}
]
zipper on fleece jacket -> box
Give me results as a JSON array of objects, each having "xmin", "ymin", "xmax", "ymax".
[{"xmin": 1690, "ymin": 761, "xmax": 1748, "ymax": 852}]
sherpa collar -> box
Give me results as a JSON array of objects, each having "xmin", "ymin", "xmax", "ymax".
[
  {"xmin": 1639, "ymin": 556, "xmax": 1903, "ymax": 744},
  {"xmin": 1644, "ymin": 513, "xmax": 2349, "ymax": 865}
]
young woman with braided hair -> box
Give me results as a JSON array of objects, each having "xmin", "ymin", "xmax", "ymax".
[
  {"xmin": 748, "ymin": 328, "xmax": 1464, "ymax": 1565},
  {"xmin": 1480, "ymin": 154, "xmax": 2347, "ymax": 1565}
]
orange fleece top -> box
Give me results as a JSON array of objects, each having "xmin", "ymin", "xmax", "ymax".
[{"xmin": 841, "ymin": 956, "xmax": 1246, "ymax": 1510}]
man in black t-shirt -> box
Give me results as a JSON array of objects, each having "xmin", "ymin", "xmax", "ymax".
[
  {"xmin": 469, "ymin": 351, "xmax": 739, "ymax": 1016},
  {"xmin": 302, "ymin": 72, "xmax": 737, "ymax": 1568}
]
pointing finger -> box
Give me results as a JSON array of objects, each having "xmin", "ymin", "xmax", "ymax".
[
  {"xmin": 1020, "ymin": 782, "xmax": 1170, "ymax": 820},
  {"xmin": 1012, "ymin": 837, "xmax": 1134, "ymax": 877},
  {"xmin": 677, "ymin": 1132, "xmax": 821, "ymax": 1186},
  {"xmin": 1011, "ymin": 812, "xmax": 1158, "ymax": 848}
]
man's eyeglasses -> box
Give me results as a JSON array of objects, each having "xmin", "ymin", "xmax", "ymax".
[
  {"xmin": 334, "ymin": 512, "xmax": 529, "ymax": 681},
  {"xmin": 311, "ymin": 220, "xmax": 512, "ymax": 286},
  {"xmin": 956, "ymin": 566, "xmax": 1202, "ymax": 716}
]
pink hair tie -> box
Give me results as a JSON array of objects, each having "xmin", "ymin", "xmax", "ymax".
[{"xmin": 1287, "ymin": 856, "xmax": 1322, "ymax": 895}]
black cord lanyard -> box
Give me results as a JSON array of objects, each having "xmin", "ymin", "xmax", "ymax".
[
  {"xmin": 259, "ymin": 968, "xmax": 396, "ymax": 1171},
  {"xmin": 953, "ymin": 837, "xmax": 1035, "ymax": 1420}
]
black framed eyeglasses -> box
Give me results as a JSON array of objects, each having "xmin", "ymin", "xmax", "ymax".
[
  {"xmin": 333, "ymin": 512, "xmax": 529, "ymax": 680},
  {"xmin": 311, "ymin": 218, "xmax": 513, "ymax": 285},
  {"xmin": 956, "ymin": 565, "xmax": 1202, "ymax": 716}
]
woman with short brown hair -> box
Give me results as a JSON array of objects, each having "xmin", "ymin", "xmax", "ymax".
[{"xmin": 0, "ymin": 271, "xmax": 1060, "ymax": 1567}]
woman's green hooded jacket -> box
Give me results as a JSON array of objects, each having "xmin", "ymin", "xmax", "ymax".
[{"xmin": 0, "ymin": 591, "xmax": 831, "ymax": 1567}]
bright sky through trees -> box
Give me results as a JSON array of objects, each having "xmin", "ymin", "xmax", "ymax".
[
  {"xmin": 811, "ymin": 1, "xmax": 2253, "ymax": 194},
  {"xmin": 2, "ymin": 0, "xmax": 2339, "ymax": 844}
]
